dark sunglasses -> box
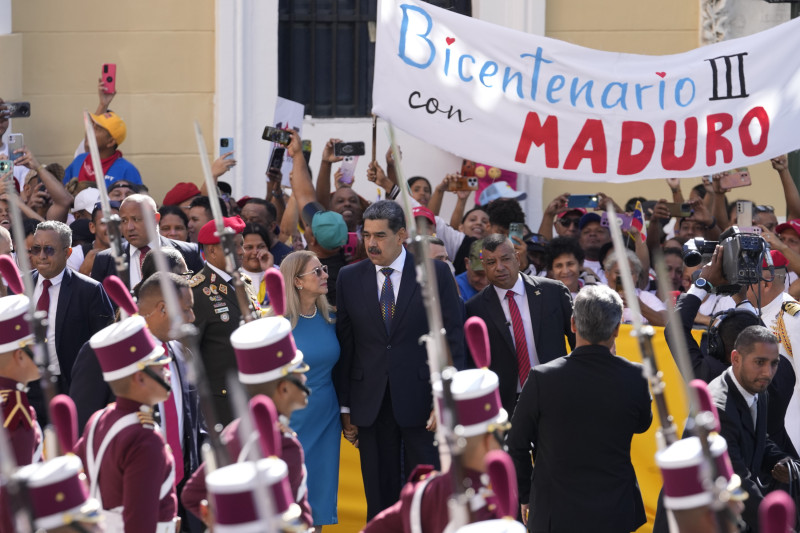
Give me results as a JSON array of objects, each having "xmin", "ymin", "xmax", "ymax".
[
  {"xmin": 29, "ymin": 245, "xmax": 64, "ymax": 257},
  {"xmin": 297, "ymin": 265, "xmax": 328, "ymax": 278},
  {"xmin": 558, "ymin": 217, "xmax": 581, "ymax": 228}
]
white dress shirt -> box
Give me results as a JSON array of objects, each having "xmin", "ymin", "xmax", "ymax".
[
  {"xmin": 375, "ymin": 246, "xmax": 406, "ymax": 302},
  {"xmin": 33, "ymin": 268, "xmax": 66, "ymax": 375},
  {"xmin": 493, "ymin": 274, "xmax": 539, "ymax": 392},
  {"xmin": 129, "ymin": 237, "xmax": 160, "ymax": 288},
  {"xmin": 728, "ymin": 367, "xmax": 758, "ymax": 425}
]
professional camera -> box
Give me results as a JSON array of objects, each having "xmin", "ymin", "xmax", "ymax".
[{"xmin": 682, "ymin": 226, "xmax": 767, "ymax": 294}]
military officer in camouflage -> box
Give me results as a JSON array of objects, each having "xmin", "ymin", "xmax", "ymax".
[{"xmin": 190, "ymin": 216, "xmax": 261, "ymax": 425}]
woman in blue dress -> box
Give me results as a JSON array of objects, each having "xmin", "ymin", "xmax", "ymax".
[{"xmin": 280, "ymin": 250, "xmax": 341, "ymax": 529}]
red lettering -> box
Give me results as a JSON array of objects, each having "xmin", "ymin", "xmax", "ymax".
[
  {"xmin": 739, "ymin": 106, "xmax": 769, "ymax": 157},
  {"xmin": 706, "ymin": 113, "xmax": 734, "ymax": 166},
  {"xmin": 564, "ymin": 119, "xmax": 607, "ymax": 173},
  {"xmin": 661, "ymin": 118, "xmax": 698, "ymax": 171},
  {"xmin": 514, "ymin": 112, "xmax": 559, "ymax": 168},
  {"xmin": 617, "ymin": 121, "xmax": 655, "ymax": 175}
]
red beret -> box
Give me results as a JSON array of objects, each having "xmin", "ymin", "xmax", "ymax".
[
  {"xmin": 197, "ymin": 216, "xmax": 246, "ymax": 245},
  {"xmin": 162, "ymin": 182, "xmax": 201, "ymax": 206},
  {"xmin": 764, "ymin": 249, "xmax": 789, "ymax": 269}
]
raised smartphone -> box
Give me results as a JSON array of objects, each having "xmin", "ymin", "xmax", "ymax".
[
  {"xmin": 101, "ymin": 63, "xmax": 117, "ymax": 94},
  {"xmin": 219, "ymin": 137, "xmax": 234, "ymax": 160}
]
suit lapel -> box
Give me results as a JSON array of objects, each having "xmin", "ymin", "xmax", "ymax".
[
  {"xmin": 121, "ymin": 243, "xmax": 132, "ymax": 288},
  {"xmin": 391, "ymin": 252, "xmax": 417, "ymax": 333},
  {"xmin": 485, "ymin": 287, "xmax": 516, "ymax": 355},
  {"xmin": 360, "ymin": 260, "xmax": 387, "ymax": 335},
  {"xmin": 524, "ymin": 275, "xmax": 544, "ymax": 353},
  {"xmin": 727, "ymin": 374, "xmax": 756, "ymax": 437},
  {"xmin": 55, "ymin": 269, "xmax": 72, "ymax": 346}
]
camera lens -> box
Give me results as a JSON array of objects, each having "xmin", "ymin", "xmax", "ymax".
[
  {"xmin": 106, "ymin": 76, "xmax": 113, "ymax": 82},
  {"xmin": 221, "ymin": 139, "xmax": 229, "ymax": 147}
]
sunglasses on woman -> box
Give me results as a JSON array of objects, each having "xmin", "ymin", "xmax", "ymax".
[{"xmin": 297, "ymin": 265, "xmax": 329, "ymax": 278}]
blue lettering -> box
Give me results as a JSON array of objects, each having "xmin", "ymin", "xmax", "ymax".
[
  {"xmin": 635, "ymin": 84, "xmax": 652, "ymax": 110},
  {"xmin": 521, "ymin": 47, "xmax": 553, "ymax": 101},
  {"xmin": 398, "ymin": 5, "xmax": 435, "ymax": 69},
  {"xmin": 459, "ymin": 54, "xmax": 476, "ymax": 82},
  {"xmin": 601, "ymin": 82, "xmax": 628, "ymax": 110},
  {"xmin": 444, "ymin": 48, "xmax": 451, "ymax": 75},
  {"xmin": 546, "ymin": 75, "xmax": 566, "ymax": 104},
  {"xmin": 479, "ymin": 61, "xmax": 498, "ymax": 87},
  {"xmin": 658, "ymin": 80, "xmax": 666, "ymax": 110},
  {"xmin": 675, "ymin": 78, "xmax": 695, "ymax": 107},
  {"xmin": 502, "ymin": 68, "xmax": 524, "ymax": 98},
  {"xmin": 570, "ymin": 78, "xmax": 594, "ymax": 108}
]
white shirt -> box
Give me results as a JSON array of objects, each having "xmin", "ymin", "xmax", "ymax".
[
  {"xmin": 374, "ymin": 246, "xmax": 406, "ymax": 302},
  {"xmin": 206, "ymin": 262, "xmax": 233, "ymax": 284},
  {"xmin": 493, "ymin": 274, "xmax": 539, "ymax": 391},
  {"xmin": 33, "ymin": 268, "xmax": 66, "ymax": 375},
  {"xmin": 727, "ymin": 367, "xmax": 757, "ymax": 425},
  {"xmin": 128, "ymin": 238, "xmax": 160, "ymax": 288},
  {"xmin": 158, "ymin": 341, "xmax": 185, "ymax": 451}
]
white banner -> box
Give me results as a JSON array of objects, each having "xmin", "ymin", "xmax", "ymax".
[{"xmin": 372, "ymin": 0, "xmax": 800, "ymax": 183}]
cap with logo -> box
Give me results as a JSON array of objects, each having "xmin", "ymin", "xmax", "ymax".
[
  {"xmin": 0, "ymin": 294, "xmax": 33, "ymax": 353},
  {"xmin": 89, "ymin": 315, "xmax": 170, "ymax": 382},
  {"xmin": 478, "ymin": 182, "xmax": 526, "ymax": 206},
  {"xmin": 89, "ymin": 111, "xmax": 127, "ymax": 146},
  {"xmin": 230, "ymin": 317, "xmax": 308, "ymax": 385}
]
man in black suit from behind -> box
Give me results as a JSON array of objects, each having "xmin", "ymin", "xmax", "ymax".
[
  {"xmin": 708, "ymin": 325, "xmax": 793, "ymax": 532},
  {"xmin": 91, "ymin": 194, "xmax": 203, "ymax": 289},
  {"xmin": 336, "ymin": 200, "xmax": 465, "ymax": 520},
  {"xmin": 28, "ymin": 220, "xmax": 114, "ymax": 423},
  {"xmin": 465, "ymin": 234, "xmax": 574, "ymax": 417},
  {"xmin": 507, "ymin": 284, "xmax": 652, "ymax": 533}
]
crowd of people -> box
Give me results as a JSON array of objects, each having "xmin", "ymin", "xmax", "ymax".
[{"xmin": 1, "ymin": 77, "xmax": 800, "ymax": 533}]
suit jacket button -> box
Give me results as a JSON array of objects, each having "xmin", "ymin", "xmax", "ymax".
[
  {"xmin": 387, "ymin": 345, "xmax": 391, "ymax": 350},
  {"xmin": 221, "ymin": 388, "xmax": 227, "ymax": 396}
]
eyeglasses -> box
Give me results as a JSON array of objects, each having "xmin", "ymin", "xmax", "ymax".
[
  {"xmin": 558, "ymin": 217, "xmax": 581, "ymax": 228},
  {"xmin": 754, "ymin": 205, "xmax": 775, "ymax": 213},
  {"xmin": 297, "ymin": 264, "xmax": 328, "ymax": 278},
  {"xmin": 29, "ymin": 245, "xmax": 65, "ymax": 257}
]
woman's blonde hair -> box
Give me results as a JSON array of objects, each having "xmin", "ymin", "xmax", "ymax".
[{"xmin": 279, "ymin": 250, "xmax": 335, "ymax": 328}]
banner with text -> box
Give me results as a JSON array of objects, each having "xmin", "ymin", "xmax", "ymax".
[{"xmin": 372, "ymin": 0, "xmax": 800, "ymax": 182}]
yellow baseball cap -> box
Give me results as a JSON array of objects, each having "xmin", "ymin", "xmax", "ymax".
[{"xmin": 89, "ymin": 111, "xmax": 127, "ymax": 146}]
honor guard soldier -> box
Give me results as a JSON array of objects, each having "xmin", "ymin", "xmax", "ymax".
[
  {"xmin": 182, "ymin": 313, "xmax": 313, "ymax": 529},
  {"xmin": 0, "ymin": 294, "xmax": 42, "ymax": 466},
  {"xmin": 190, "ymin": 215, "xmax": 261, "ymax": 425},
  {"xmin": 13, "ymin": 454, "xmax": 102, "ymax": 532},
  {"xmin": 73, "ymin": 315, "xmax": 178, "ymax": 533},
  {"xmin": 363, "ymin": 322, "xmax": 512, "ymax": 533}
]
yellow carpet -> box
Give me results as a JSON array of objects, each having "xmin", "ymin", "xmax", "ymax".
[{"xmin": 327, "ymin": 325, "xmax": 697, "ymax": 533}]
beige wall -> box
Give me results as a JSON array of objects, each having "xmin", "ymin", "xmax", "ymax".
[
  {"xmin": 541, "ymin": 0, "xmax": 787, "ymax": 217},
  {"xmin": 7, "ymin": 0, "xmax": 215, "ymax": 205},
  {"xmin": 1, "ymin": 1, "xmax": 789, "ymax": 217}
]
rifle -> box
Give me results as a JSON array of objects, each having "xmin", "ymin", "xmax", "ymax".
[
  {"xmin": 82, "ymin": 111, "xmax": 128, "ymax": 290},
  {"xmin": 193, "ymin": 121, "xmax": 258, "ymax": 323},
  {"xmin": 388, "ymin": 124, "xmax": 470, "ymax": 528}
]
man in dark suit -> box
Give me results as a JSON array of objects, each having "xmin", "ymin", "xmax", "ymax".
[
  {"xmin": 336, "ymin": 200, "xmax": 465, "ymax": 520},
  {"xmin": 708, "ymin": 325, "xmax": 792, "ymax": 532},
  {"xmin": 70, "ymin": 272, "xmax": 206, "ymax": 532},
  {"xmin": 90, "ymin": 194, "xmax": 203, "ymax": 289},
  {"xmin": 507, "ymin": 284, "xmax": 652, "ymax": 533},
  {"xmin": 28, "ymin": 220, "xmax": 114, "ymax": 423},
  {"xmin": 465, "ymin": 234, "xmax": 574, "ymax": 417}
]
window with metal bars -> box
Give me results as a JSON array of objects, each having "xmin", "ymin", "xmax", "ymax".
[{"xmin": 278, "ymin": 0, "xmax": 471, "ymax": 118}]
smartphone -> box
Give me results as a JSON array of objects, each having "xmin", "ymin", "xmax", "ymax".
[
  {"xmin": 339, "ymin": 156, "xmax": 358, "ymax": 185},
  {"xmin": 448, "ymin": 176, "xmax": 478, "ymax": 192},
  {"xmin": 720, "ymin": 168, "xmax": 751, "ymax": 189},
  {"xmin": 0, "ymin": 160, "xmax": 13, "ymax": 174},
  {"xmin": 262, "ymin": 126, "xmax": 292, "ymax": 146},
  {"xmin": 4, "ymin": 102, "xmax": 31, "ymax": 118},
  {"xmin": 600, "ymin": 212, "xmax": 633, "ymax": 231},
  {"xmin": 101, "ymin": 63, "xmax": 116, "ymax": 94},
  {"xmin": 268, "ymin": 147, "xmax": 285, "ymax": 171},
  {"xmin": 665, "ymin": 202, "xmax": 692, "ymax": 218},
  {"xmin": 737, "ymin": 200, "xmax": 753, "ymax": 228},
  {"xmin": 7, "ymin": 134, "xmax": 23, "ymax": 162},
  {"xmin": 302, "ymin": 140, "xmax": 312, "ymax": 165},
  {"xmin": 702, "ymin": 175, "xmax": 713, "ymax": 187},
  {"xmin": 334, "ymin": 142, "xmax": 366, "ymax": 157},
  {"xmin": 219, "ymin": 137, "xmax": 234, "ymax": 160},
  {"xmin": 461, "ymin": 159, "xmax": 476, "ymax": 177},
  {"xmin": 641, "ymin": 200, "xmax": 657, "ymax": 216},
  {"xmin": 344, "ymin": 232, "xmax": 358, "ymax": 258},
  {"xmin": 509, "ymin": 222, "xmax": 524, "ymax": 243},
  {"xmin": 567, "ymin": 194, "xmax": 599, "ymax": 209}
]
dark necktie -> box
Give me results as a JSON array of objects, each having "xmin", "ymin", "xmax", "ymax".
[
  {"xmin": 36, "ymin": 279, "xmax": 52, "ymax": 314},
  {"xmin": 138, "ymin": 245, "xmax": 151, "ymax": 273},
  {"xmin": 380, "ymin": 267, "xmax": 395, "ymax": 333},
  {"xmin": 161, "ymin": 343, "xmax": 184, "ymax": 484},
  {"xmin": 506, "ymin": 290, "xmax": 531, "ymax": 387}
]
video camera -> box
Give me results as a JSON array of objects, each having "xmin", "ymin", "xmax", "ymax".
[{"xmin": 682, "ymin": 226, "xmax": 768, "ymax": 294}]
